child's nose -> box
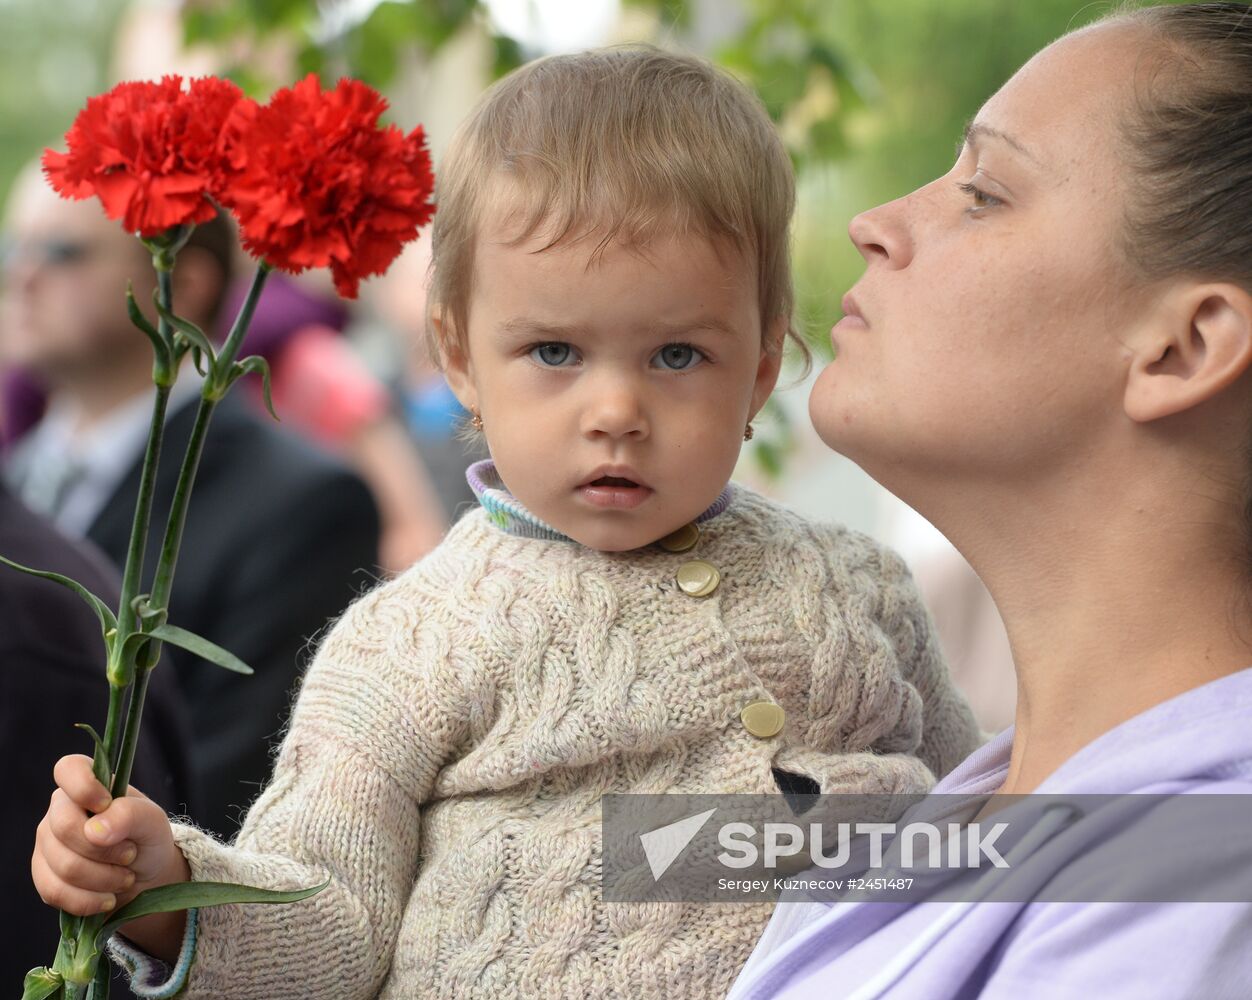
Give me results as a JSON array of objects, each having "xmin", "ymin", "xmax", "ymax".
[{"xmin": 580, "ymin": 380, "xmax": 649, "ymax": 441}]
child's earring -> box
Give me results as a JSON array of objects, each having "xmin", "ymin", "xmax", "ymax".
[
  {"xmin": 471, "ymin": 409, "xmax": 484, "ymax": 432},
  {"xmin": 743, "ymin": 423, "xmax": 754, "ymax": 441}
]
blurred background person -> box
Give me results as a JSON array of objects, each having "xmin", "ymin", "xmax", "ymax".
[
  {"xmin": 217, "ymin": 267, "xmax": 448, "ymax": 573},
  {"xmin": 0, "ymin": 164, "xmax": 381, "ymax": 840},
  {"xmin": 361, "ymin": 230, "xmax": 485, "ymax": 524},
  {"xmin": 0, "ymin": 408, "xmax": 194, "ymax": 999}
]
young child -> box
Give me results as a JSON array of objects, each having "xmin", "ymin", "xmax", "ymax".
[{"xmin": 33, "ymin": 47, "xmax": 981, "ymax": 999}]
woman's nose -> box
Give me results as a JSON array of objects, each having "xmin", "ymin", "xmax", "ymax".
[{"xmin": 848, "ymin": 195, "xmax": 915, "ymax": 270}]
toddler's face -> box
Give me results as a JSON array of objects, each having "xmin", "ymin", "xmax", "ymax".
[{"xmin": 442, "ymin": 224, "xmax": 782, "ymax": 551}]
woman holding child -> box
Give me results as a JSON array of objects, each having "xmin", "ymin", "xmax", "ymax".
[
  {"xmin": 733, "ymin": 3, "xmax": 1252, "ymax": 997},
  {"xmin": 32, "ymin": 2, "xmax": 1252, "ymax": 998}
]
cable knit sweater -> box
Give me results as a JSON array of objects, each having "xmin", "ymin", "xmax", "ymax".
[{"xmin": 112, "ymin": 473, "xmax": 981, "ymax": 999}]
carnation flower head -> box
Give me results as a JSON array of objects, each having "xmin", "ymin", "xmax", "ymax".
[
  {"xmin": 218, "ymin": 74, "xmax": 436, "ymax": 299},
  {"xmin": 42, "ymin": 76, "xmax": 245, "ymax": 238}
]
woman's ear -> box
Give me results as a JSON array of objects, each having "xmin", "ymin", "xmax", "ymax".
[
  {"xmin": 1124, "ymin": 283, "xmax": 1252, "ymax": 423},
  {"xmin": 431, "ymin": 310, "xmax": 478, "ymax": 413}
]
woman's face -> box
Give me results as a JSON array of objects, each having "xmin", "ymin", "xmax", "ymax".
[{"xmin": 811, "ymin": 23, "xmax": 1154, "ymax": 495}]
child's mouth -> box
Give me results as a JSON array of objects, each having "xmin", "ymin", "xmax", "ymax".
[
  {"xmin": 591, "ymin": 476, "xmax": 638, "ymax": 487},
  {"xmin": 579, "ymin": 476, "xmax": 653, "ymax": 509}
]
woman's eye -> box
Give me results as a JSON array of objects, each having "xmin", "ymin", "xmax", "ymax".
[
  {"xmin": 652, "ymin": 343, "xmax": 705, "ymax": 371},
  {"xmin": 956, "ymin": 180, "xmax": 1004, "ymax": 212},
  {"xmin": 529, "ymin": 342, "xmax": 578, "ymax": 367}
]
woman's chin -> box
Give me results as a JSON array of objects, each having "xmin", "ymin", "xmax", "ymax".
[{"xmin": 808, "ymin": 374, "xmax": 861, "ymax": 454}]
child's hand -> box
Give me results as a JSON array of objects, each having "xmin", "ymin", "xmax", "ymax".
[{"xmin": 32, "ymin": 754, "xmax": 191, "ymax": 962}]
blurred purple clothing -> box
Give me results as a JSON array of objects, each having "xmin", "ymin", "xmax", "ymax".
[
  {"xmin": 217, "ymin": 271, "xmax": 348, "ymax": 362},
  {"xmin": 1, "ymin": 367, "xmax": 46, "ymax": 449},
  {"xmin": 729, "ymin": 668, "xmax": 1252, "ymax": 1000}
]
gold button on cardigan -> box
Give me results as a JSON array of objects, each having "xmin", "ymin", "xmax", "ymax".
[{"xmin": 676, "ymin": 558, "xmax": 721, "ymax": 597}]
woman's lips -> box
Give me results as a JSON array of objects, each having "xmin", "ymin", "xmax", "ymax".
[
  {"xmin": 833, "ymin": 292, "xmax": 869, "ymax": 343},
  {"xmin": 578, "ymin": 476, "xmax": 654, "ymax": 509}
]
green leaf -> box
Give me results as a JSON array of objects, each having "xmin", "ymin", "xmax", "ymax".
[
  {"xmin": 98, "ymin": 878, "xmax": 331, "ymax": 942},
  {"xmin": 130, "ymin": 594, "xmax": 168, "ymax": 631},
  {"xmin": 126, "ymin": 284, "xmax": 170, "ymax": 366},
  {"xmin": 89, "ymin": 951, "xmax": 111, "ymax": 999},
  {"xmin": 112, "ymin": 632, "xmax": 150, "ymax": 686},
  {"xmin": 0, "ymin": 555, "xmax": 118, "ymax": 635},
  {"xmin": 235, "ymin": 355, "xmax": 281, "ymax": 423},
  {"xmin": 21, "ymin": 967, "xmax": 63, "ymax": 1000},
  {"xmin": 231, "ymin": 356, "xmax": 280, "ymax": 421},
  {"xmin": 149, "ymin": 624, "xmax": 254, "ymax": 675},
  {"xmin": 153, "ymin": 295, "xmax": 217, "ymax": 369},
  {"xmin": 74, "ymin": 723, "xmax": 111, "ymax": 790}
]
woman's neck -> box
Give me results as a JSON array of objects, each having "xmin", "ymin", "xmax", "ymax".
[{"xmin": 918, "ymin": 459, "xmax": 1252, "ymax": 795}]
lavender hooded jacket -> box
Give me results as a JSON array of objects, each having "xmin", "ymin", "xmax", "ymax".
[{"xmin": 729, "ymin": 667, "xmax": 1252, "ymax": 1000}]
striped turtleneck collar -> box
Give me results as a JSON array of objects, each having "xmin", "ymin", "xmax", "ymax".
[{"xmin": 465, "ymin": 459, "xmax": 734, "ymax": 544}]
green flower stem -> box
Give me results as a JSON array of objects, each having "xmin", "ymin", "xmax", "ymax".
[
  {"xmin": 51, "ymin": 255, "xmax": 183, "ymax": 998},
  {"xmin": 50, "ymin": 925, "xmax": 95, "ymax": 996},
  {"xmin": 214, "ymin": 262, "xmax": 271, "ymax": 378},
  {"xmin": 102, "ymin": 383, "xmax": 169, "ymax": 764},
  {"xmin": 105, "ymin": 264, "xmax": 177, "ymax": 784},
  {"xmin": 43, "ymin": 258, "xmax": 274, "ymax": 999},
  {"xmin": 112, "ymin": 391, "xmax": 214, "ymax": 795}
]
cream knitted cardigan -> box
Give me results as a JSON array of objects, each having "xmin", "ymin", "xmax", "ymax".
[{"xmin": 113, "ymin": 482, "xmax": 981, "ymax": 999}]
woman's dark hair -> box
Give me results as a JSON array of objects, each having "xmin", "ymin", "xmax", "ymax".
[
  {"xmin": 1106, "ymin": 3, "xmax": 1252, "ymax": 287},
  {"xmin": 1105, "ymin": 3, "xmax": 1252, "ymax": 578}
]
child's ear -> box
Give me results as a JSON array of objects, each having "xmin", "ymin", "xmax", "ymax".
[
  {"xmin": 432, "ymin": 309, "xmax": 479, "ymax": 413},
  {"xmin": 1124, "ymin": 283, "xmax": 1252, "ymax": 422},
  {"xmin": 749, "ymin": 316, "xmax": 787, "ymax": 417}
]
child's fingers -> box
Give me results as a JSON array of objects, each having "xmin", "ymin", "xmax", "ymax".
[
  {"xmin": 53, "ymin": 754, "xmax": 112, "ymax": 813},
  {"xmin": 44, "ymin": 788, "xmax": 139, "ymax": 867},
  {"xmin": 37, "ymin": 822, "xmax": 137, "ymax": 896},
  {"xmin": 31, "ymin": 842, "xmax": 122, "ymax": 917}
]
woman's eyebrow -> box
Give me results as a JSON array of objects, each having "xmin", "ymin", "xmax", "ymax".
[{"xmin": 956, "ymin": 120, "xmax": 1042, "ymax": 167}]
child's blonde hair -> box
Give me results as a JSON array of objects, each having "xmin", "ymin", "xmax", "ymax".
[{"xmin": 428, "ymin": 44, "xmax": 809, "ymax": 371}]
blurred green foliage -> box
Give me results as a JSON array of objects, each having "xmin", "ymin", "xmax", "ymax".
[
  {"xmin": 0, "ymin": 0, "xmax": 128, "ymax": 209},
  {"xmin": 3, "ymin": 0, "xmax": 1193, "ymax": 364}
]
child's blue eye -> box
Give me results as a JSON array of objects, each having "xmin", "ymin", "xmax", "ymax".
[
  {"xmin": 529, "ymin": 342, "xmax": 579, "ymax": 367},
  {"xmin": 652, "ymin": 343, "xmax": 705, "ymax": 371}
]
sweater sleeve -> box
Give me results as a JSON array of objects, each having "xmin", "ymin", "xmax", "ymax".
[
  {"xmin": 108, "ymin": 575, "xmax": 473, "ymax": 999},
  {"xmin": 876, "ymin": 545, "xmax": 985, "ymax": 780}
]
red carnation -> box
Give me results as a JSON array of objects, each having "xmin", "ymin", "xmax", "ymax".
[
  {"xmin": 217, "ymin": 74, "xmax": 435, "ymax": 299},
  {"xmin": 42, "ymin": 76, "xmax": 246, "ymax": 238}
]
